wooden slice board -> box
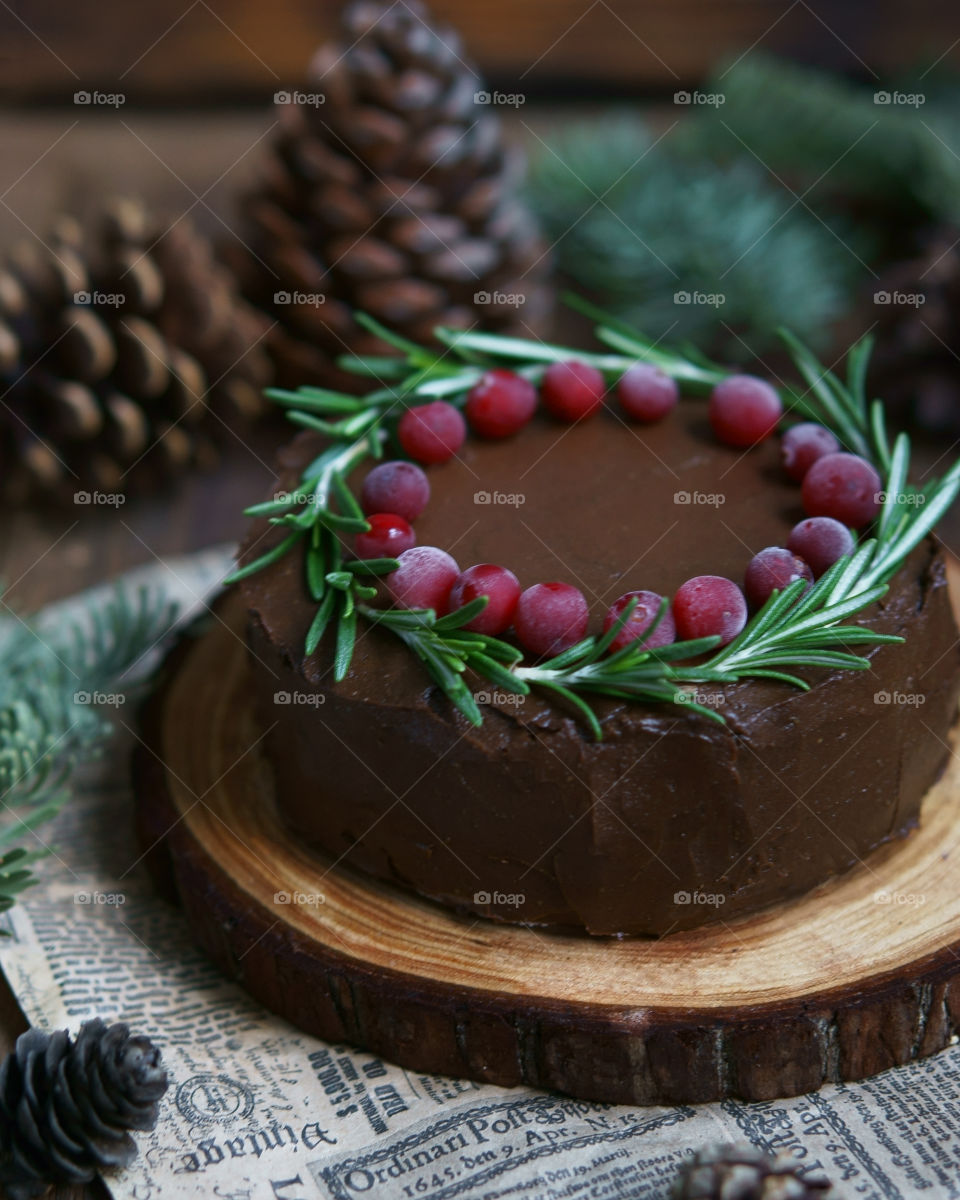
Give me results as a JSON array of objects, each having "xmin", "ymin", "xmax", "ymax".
[{"xmin": 134, "ymin": 591, "xmax": 960, "ymax": 1106}]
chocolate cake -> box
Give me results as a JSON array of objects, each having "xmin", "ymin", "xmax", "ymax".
[{"xmin": 240, "ymin": 403, "xmax": 960, "ymax": 937}]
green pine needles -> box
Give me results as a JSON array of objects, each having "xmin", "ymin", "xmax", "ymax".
[
  {"xmin": 0, "ymin": 585, "xmax": 179, "ymax": 926},
  {"xmin": 228, "ymin": 302, "xmax": 960, "ymax": 742},
  {"xmin": 526, "ymin": 118, "xmax": 861, "ymax": 355}
]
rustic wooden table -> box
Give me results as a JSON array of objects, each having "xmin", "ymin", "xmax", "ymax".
[{"xmin": 2, "ymin": 109, "xmax": 959, "ymax": 1199}]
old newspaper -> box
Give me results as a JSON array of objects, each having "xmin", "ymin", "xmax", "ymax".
[{"xmin": 1, "ymin": 549, "xmax": 959, "ymax": 1200}]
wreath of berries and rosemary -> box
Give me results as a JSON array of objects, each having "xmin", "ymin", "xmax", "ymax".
[{"xmin": 226, "ymin": 296, "xmax": 960, "ymax": 740}]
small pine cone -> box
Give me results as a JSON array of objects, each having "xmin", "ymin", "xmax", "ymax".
[
  {"xmin": 230, "ymin": 0, "xmax": 552, "ymax": 389},
  {"xmin": 0, "ymin": 1019, "xmax": 168, "ymax": 1200},
  {"xmin": 0, "ymin": 198, "xmax": 274, "ymax": 504},
  {"xmin": 671, "ymin": 1143, "xmax": 842, "ymax": 1200}
]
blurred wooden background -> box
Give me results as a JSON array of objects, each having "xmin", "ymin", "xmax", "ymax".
[{"xmin": 1, "ymin": 0, "xmax": 959, "ymax": 102}]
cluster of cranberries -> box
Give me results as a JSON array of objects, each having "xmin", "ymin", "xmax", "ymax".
[{"xmin": 354, "ymin": 360, "xmax": 880, "ymax": 661}]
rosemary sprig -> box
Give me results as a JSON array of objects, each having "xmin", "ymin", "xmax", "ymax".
[
  {"xmin": 357, "ymin": 598, "xmax": 527, "ymax": 727},
  {"xmin": 229, "ymin": 304, "xmax": 960, "ymax": 740}
]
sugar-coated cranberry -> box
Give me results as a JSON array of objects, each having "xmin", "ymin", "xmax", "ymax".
[
  {"xmin": 602, "ymin": 590, "xmax": 676, "ymax": 653},
  {"xmin": 398, "ymin": 401, "xmax": 466, "ymax": 464},
  {"xmin": 744, "ymin": 547, "xmax": 814, "ymax": 609},
  {"xmin": 514, "ymin": 582, "xmax": 590, "ymax": 658},
  {"xmin": 619, "ymin": 362, "xmax": 676, "ymax": 424},
  {"xmin": 465, "ymin": 369, "xmax": 538, "ymax": 439},
  {"xmin": 361, "ymin": 460, "xmax": 430, "ymax": 521},
  {"xmin": 386, "ymin": 546, "xmax": 460, "ymax": 613},
  {"xmin": 448, "ymin": 563, "xmax": 521, "ymax": 635},
  {"xmin": 709, "ymin": 375, "xmax": 782, "ymax": 447},
  {"xmin": 801, "ymin": 452, "xmax": 882, "ymax": 528},
  {"xmin": 780, "ymin": 422, "xmax": 840, "ymax": 482},
  {"xmin": 355, "ymin": 513, "xmax": 416, "ymax": 559},
  {"xmin": 616, "ymin": 363, "xmax": 679, "ymax": 423},
  {"xmin": 540, "ymin": 360, "xmax": 606, "ymax": 423},
  {"xmin": 787, "ymin": 516, "xmax": 855, "ymax": 578},
  {"xmin": 672, "ymin": 575, "xmax": 747, "ymax": 646}
]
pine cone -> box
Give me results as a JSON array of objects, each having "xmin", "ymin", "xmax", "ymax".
[
  {"xmin": 671, "ymin": 1143, "xmax": 842, "ymax": 1200},
  {"xmin": 0, "ymin": 1019, "xmax": 168, "ymax": 1199},
  {"xmin": 868, "ymin": 224, "xmax": 960, "ymax": 437},
  {"xmin": 230, "ymin": 0, "xmax": 552, "ymax": 388},
  {"xmin": 0, "ymin": 198, "xmax": 274, "ymax": 503}
]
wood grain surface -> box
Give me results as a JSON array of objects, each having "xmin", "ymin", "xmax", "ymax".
[
  {"xmin": 2, "ymin": 0, "xmax": 957, "ymax": 102},
  {"xmin": 133, "ymin": 583, "xmax": 960, "ymax": 1107}
]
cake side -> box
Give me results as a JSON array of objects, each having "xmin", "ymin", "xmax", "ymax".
[{"xmin": 238, "ymin": 418, "xmax": 960, "ymax": 935}]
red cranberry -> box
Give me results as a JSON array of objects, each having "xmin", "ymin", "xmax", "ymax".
[
  {"xmin": 540, "ymin": 360, "xmax": 606, "ymax": 423},
  {"xmin": 514, "ymin": 582, "xmax": 590, "ymax": 658},
  {"xmin": 386, "ymin": 546, "xmax": 460, "ymax": 613},
  {"xmin": 709, "ymin": 375, "xmax": 782, "ymax": 447},
  {"xmin": 361, "ymin": 460, "xmax": 430, "ymax": 522},
  {"xmin": 780, "ymin": 422, "xmax": 840, "ymax": 482},
  {"xmin": 801, "ymin": 452, "xmax": 882, "ymax": 528},
  {"xmin": 744, "ymin": 547, "xmax": 814, "ymax": 608},
  {"xmin": 448, "ymin": 564, "xmax": 521, "ymax": 635},
  {"xmin": 616, "ymin": 364, "xmax": 678, "ymax": 422},
  {"xmin": 672, "ymin": 575, "xmax": 747, "ymax": 646},
  {"xmin": 355, "ymin": 513, "xmax": 416, "ymax": 559},
  {"xmin": 787, "ymin": 517, "xmax": 855, "ymax": 578},
  {"xmin": 603, "ymin": 590, "xmax": 676, "ymax": 653},
  {"xmin": 398, "ymin": 401, "xmax": 466, "ymax": 464},
  {"xmin": 465, "ymin": 369, "xmax": 538, "ymax": 439}
]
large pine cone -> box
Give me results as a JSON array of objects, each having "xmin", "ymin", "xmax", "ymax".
[
  {"xmin": 0, "ymin": 198, "xmax": 273, "ymax": 503},
  {"xmin": 671, "ymin": 1143, "xmax": 842, "ymax": 1200},
  {"xmin": 0, "ymin": 1019, "xmax": 168, "ymax": 1199},
  {"xmin": 868, "ymin": 224, "xmax": 960, "ymax": 437},
  {"xmin": 230, "ymin": 0, "xmax": 552, "ymax": 388}
]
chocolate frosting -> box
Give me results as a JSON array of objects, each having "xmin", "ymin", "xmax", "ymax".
[{"xmin": 241, "ymin": 405, "xmax": 960, "ymax": 935}]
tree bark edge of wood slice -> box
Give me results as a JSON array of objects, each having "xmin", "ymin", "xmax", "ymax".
[{"xmin": 133, "ymin": 591, "xmax": 960, "ymax": 1106}]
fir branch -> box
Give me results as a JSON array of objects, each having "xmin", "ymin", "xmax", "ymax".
[
  {"xmin": 524, "ymin": 117, "xmax": 859, "ymax": 354},
  {"xmin": 690, "ymin": 52, "xmax": 960, "ymax": 225},
  {"xmin": 0, "ymin": 585, "xmax": 180, "ymax": 925}
]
